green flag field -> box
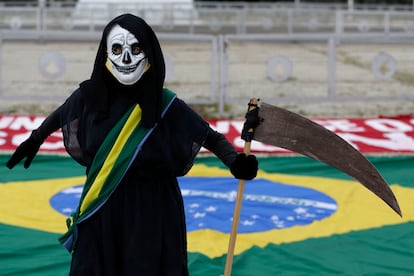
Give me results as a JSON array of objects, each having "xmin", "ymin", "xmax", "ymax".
[{"xmin": 0, "ymin": 154, "xmax": 413, "ymax": 275}]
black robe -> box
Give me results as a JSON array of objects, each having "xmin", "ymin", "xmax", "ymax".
[{"xmin": 56, "ymin": 87, "xmax": 237, "ymax": 275}]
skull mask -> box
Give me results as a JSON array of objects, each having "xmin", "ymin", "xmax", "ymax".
[{"xmin": 105, "ymin": 24, "xmax": 149, "ymax": 85}]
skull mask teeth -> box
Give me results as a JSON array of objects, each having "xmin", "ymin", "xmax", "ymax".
[
  {"xmin": 106, "ymin": 24, "xmax": 149, "ymax": 85},
  {"xmin": 111, "ymin": 62, "xmax": 139, "ymax": 74}
]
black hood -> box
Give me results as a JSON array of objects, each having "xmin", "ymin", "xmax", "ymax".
[{"xmin": 80, "ymin": 13, "xmax": 165, "ymax": 128}]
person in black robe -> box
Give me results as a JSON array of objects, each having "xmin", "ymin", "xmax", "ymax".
[{"xmin": 6, "ymin": 14, "xmax": 258, "ymax": 275}]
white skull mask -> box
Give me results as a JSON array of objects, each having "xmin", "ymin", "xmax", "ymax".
[{"xmin": 105, "ymin": 24, "xmax": 149, "ymax": 85}]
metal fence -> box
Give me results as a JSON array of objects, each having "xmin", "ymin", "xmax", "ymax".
[
  {"xmin": 1, "ymin": 3, "xmax": 414, "ymax": 117},
  {"xmin": 2, "ymin": 2, "xmax": 414, "ymax": 34},
  {"xmin": 220, "ymin": 33, "xmax": 414, "ymax": 116}
]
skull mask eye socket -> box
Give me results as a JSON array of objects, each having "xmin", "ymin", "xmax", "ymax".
[
  {"xmin": 131, "ymin": 43, "xmax": 142, "ymax": 55},
  {"xmin": 111, "ymin": 43, "xmax": 123, "ymax": 55}
]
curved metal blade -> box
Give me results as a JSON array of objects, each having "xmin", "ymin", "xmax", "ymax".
[{"xmin": 254, "ymin": 102, "xmax": 402, "ymax": 216}]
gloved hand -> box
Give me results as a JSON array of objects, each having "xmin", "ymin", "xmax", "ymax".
[
  {"xmin": 230, "ymin": 153, "xmax": 258, "ymax": 180},
  {"xmin": 6, "ymin": 130, "xmax": 43, "ymax": 169},
  {"xmin": 241, "ymin": 105, "xmax": 262, "ymax": 142}
]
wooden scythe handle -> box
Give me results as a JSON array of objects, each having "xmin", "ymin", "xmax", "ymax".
[{"xmin": 224, "ymin": 98, "xmax": 258, "ymax": 276}]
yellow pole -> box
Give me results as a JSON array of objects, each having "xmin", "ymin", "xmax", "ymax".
[{"xmin": 224, "ymin": 98, "xmax": 257, "ymax": 276}]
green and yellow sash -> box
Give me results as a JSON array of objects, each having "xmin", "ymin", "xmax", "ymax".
[{"xmin": 59, "ymin": 89, "xmax": 176, "ymax": 252}]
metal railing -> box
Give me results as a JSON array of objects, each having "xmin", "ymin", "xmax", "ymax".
[
  {"xmin": 1, "ymin": 2, "xmax": 414, "ymax": 34},
  {"xmin": 0, "ymin": 3, "xmax": 414, "ymax": 117},
  {"xmin": 1, "ymin": 30, "xmax": 414, "ymax": 117}
]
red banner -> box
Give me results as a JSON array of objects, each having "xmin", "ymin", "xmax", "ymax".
[{"xmin": 1, "ymin": 114, "xmax": 414, "ymax": 154}]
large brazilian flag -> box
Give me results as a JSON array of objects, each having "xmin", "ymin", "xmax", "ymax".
[{"xmin": 0, "ymin": 154, "xmax": 413, "ymax": 275}]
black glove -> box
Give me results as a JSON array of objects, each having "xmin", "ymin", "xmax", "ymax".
[
  {"xmin": 230, "ymin": 153, "xmax": 258, "ymax": 180},
  {"xmin": 6, "ymin": 130, "xmax": 43, "ymax": 169},
  {"xmin": 241, "ymin": 105, "xmax": 262, "ymax": 142}
]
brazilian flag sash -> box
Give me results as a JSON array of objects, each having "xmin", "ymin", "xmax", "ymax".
[{"xmin": 59, "ymin": 89, "xmax": 176, "ymax": 252}]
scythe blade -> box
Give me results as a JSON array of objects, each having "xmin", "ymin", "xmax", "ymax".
[{"xmin": 254, "ymin": 102, "xmax": 402, "ymax": 216}]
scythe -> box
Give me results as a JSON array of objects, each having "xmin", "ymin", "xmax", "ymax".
[
  {"xmin": 224, "ymin": 100, "xmax": 401, "ymax": 276},
  {"xmin": 254, "ymin": 102, "xmax": 402, "ymax": 216}
]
